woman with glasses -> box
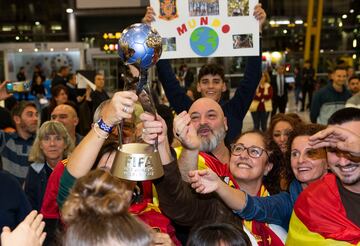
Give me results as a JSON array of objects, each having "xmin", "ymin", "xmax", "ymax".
[
  {"xmin": 188, "ymin": 130, "xmax": 288, "ymax": 245},
  {"xmin": 189, "ymin": 124, "xmax": 328, "ymax": 234}
]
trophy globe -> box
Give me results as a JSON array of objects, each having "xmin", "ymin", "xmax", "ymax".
[
  {"xmin": 118, "ymin": 23, "xmax": 162, "ymax": 70},
  {"xmin": 111, "ymin": 23, "xmax": 164, "ymax": 181}
]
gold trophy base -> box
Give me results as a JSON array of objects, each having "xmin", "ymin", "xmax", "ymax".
[{"xmin": 111, "ymin": 143, "xmax": 164, "ymax": 181}]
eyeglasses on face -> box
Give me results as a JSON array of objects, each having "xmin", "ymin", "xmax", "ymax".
[
  {"xmin": 230, "ymin": 143, "xmax": 268, "ymax": 158},
  {"xmin": 290, "ymin": 148, "xmax": 326, "ymax": 160}
]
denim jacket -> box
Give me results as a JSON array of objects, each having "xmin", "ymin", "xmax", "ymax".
[{"xmin": 234, "ymin": 179, "xmax": 302, "ymax": 231}]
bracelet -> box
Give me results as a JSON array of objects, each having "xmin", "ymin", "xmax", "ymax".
[
  {"xmin": 93, "ymin": 123, "xmax": 109, "ymax": 139},
  {"xmin": 97, "ymin": 118, "xmax": 113, "ymax": 134}
]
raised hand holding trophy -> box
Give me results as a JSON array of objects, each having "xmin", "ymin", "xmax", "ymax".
[{"xmin": 111, "ymin": 23, "xmax": 164, "ymax": 181}]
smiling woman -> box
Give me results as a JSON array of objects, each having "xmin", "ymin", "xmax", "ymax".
[
  {"xmin": 287, "ymin": 123, "xmax": 328, "ymax": 189},
  {"xmin": 188, "ymin": 124, "xmax": 329, "ymax": 235},
  {"xmin": 24, "ymin": 121, "xmax": 74, "ymax": 210},
  {"xmin": 189, "ymin": 130, "xmax": 287, "ymax": 244}
]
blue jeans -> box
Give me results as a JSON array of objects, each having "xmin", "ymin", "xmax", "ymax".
[{"xmin": 251, "ymin": 111, "xmax": 269, "ymax": 132}]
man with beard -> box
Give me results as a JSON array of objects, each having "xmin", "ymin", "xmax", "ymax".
[
  {"xmin": 0, "ymin": 82, "xmax": 38, "ymax": 184},
  {"xmin": 173, "ymin": 98, "xmax": 230, "ymax": 182},
  {"xmin": 140, "ymin": 101, "xmax": 257, "ymax": 245},
  {"xmin": 168, "ymin": 97, "xmax": 238, "ymax": 244},
  {"xmin": 287, "ymin": 107, "xmax": 360, "ymax": 245}
]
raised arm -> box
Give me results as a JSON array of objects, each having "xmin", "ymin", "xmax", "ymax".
[
  {"xmin": 173, "ymin": 111, "xmax": 202, "ymax": 181},
  {"xmin": 309, "ymin": 125, "xmax": 360, "ymax": 156},
  {"xmin": 225, "ymin": 3, "xmax": 265, "ymax": 119},
  {"xmin": 66, "ymin": 91, "xmax": 138, "ymax": 178},
  {"xmin": 140, "ymin": 112, "xmax": 173, "ymax": 165},
  {"xmin": 140, "ymin": 112, "xmax": 232, "ymax": 226},
  {"xmin": 223, "ymin": 4, "xmax": 265, "ymax": 143},
  {"xmin": 189, "ymin": 169, "xmax": 293, "ymax": 229},
  {"xmin": 0, "ymin": 81, "xmax": 12, "ymax": 101},
  {"xmin": 189, "ymin": 169, "xmax": 247, "ymax": 210},
  {"xmin": 156, "ymin": 60, "xmax": 194, "ymax": 113}
]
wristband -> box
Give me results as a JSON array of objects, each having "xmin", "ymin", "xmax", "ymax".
[{"xmin": 96, "ymin": 118, "xmax": 113, "ymax": 134}]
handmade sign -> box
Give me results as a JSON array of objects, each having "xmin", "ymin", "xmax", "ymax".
[{"xmin": 150, "ymin": 0, "xmax": 259, "ymax": 59}]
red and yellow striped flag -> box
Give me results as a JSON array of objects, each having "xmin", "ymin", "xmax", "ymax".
[{"xmin": 286, "ymin": 174, "xmax": 360, "ymax": 245}]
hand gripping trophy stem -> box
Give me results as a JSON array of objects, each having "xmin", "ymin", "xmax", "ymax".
[{"xmin": 112, "ymin": 23, "xmax": 164, "ymax": 181}]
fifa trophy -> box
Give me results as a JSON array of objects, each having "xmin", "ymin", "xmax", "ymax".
[{"xmin": 111, "ymin": 23, "xmax": 164, "ymax": 181}]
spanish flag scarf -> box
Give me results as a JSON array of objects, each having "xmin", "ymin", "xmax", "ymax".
[
  {"xmin": 243, "ymin": 185, "xmax": 285, "ymax": 246},
  {"xmin": 287, "ymin": 174, "xmax": 360, "ymax": 245},
  {"xmin": 174, "ymin": 147, "xmax": 239, "ymax": 189}
]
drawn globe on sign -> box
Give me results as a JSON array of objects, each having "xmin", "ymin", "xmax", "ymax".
[
  {"xmin": 118, "ymin": 23, "xmax": 162, "ymax": 70},
  {"xmin": 190, "ymin": 26, "xmax": 219, "ymax": 57}
]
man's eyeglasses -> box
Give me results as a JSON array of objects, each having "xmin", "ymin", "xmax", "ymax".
[{"xmin": 230, "ymin": 143, "xmax": 268, "ymax": 158}]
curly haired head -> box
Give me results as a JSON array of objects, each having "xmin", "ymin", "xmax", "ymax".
[{"xmin": 62, "ymin": 169, "xmax": 152, "ymax": 246}]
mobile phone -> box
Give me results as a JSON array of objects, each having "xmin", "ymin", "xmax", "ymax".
[{"xmin": 5, "ymin": 81, "xmax": 31, "ymax": 93}]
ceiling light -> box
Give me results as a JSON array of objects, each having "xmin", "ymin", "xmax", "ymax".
[
  {"xmin": 342, "ymin": 14, "xmax": 347, "ymax": 19},
  {"xmin": 276, "ymin": 20, "xmax": 290, "ymax": 25}
]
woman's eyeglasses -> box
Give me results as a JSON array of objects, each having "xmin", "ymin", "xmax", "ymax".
[{"xmin": 230, "ymin": 143, "xmax": 268, "ymax": 158}]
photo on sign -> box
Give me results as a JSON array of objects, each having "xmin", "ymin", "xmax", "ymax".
[
  {"xmin": 228, "ymin": 0, "xmax": 249, "ymax": 16},
  {"xmin": 189, "ymin": 0, "xmax": 219, "ymax": 17},
  {"xmin": 232, "ymin": 34, "xmax": 253, "ymax": 49},
  {"xmin": 162, "ymin": 37, "xmax": 177, "ymax": 51},
  {"xmin": 159, "ymin": 0, "xmax": 178, "ymax": 21}
]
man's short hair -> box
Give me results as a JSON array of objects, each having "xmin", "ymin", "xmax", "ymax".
[
  {"xmin": 11, "ymin": 101, "xmax": 37, "ymax": 118},
  {"xmin": 348, "ymin": 76, "xmax": 359, "ymax": 83},
  {"xmin": 94, "ymin": 72, "xmax": 104, "ymax": 79},
  {"xmin": 63, "ymin": 101, "xmax": 79, "ymax": 117},
  {"xmin": 328, "ymin": 107, "xmax": 360, "ymax": 125},
  {"xmin": 198, "ymin": 63, "xmax": 225, "ymax": 82},
  {"xmin": 332, "ymin": 65, "xmax": 347, "ymax": 73}
]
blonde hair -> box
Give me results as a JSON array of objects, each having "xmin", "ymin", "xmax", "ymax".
[
  {"xmin": 28, "ymin": 121, "xmax": 74, "ymax": 163},
  {"xmin": 62, "ymin": 169, "xmax": 152, "ymax": 246}
]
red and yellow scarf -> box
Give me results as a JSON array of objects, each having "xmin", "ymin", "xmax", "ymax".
[{"xmin": 243, "ymin": 185, "xmax": 285, "ymax": 246}]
